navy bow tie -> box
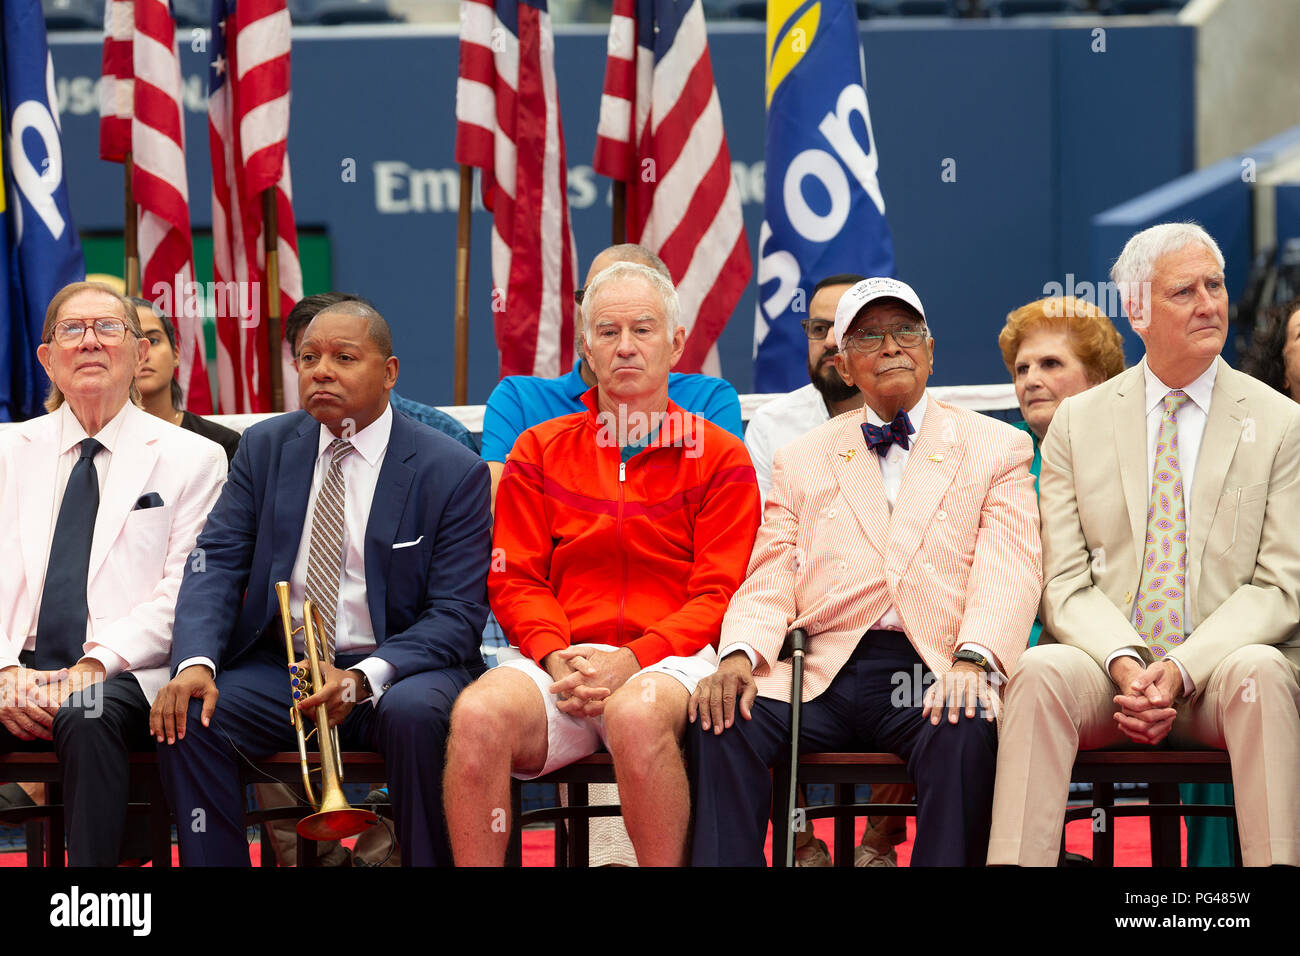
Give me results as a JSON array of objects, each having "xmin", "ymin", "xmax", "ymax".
[{"xmin": 861, "ymin": 409, "xmax": 914, "ymax": 457}]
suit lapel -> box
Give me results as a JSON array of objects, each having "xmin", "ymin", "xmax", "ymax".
[
  {"xmin": 88, "ymin": 406, "xmax": 158, "ymax": 582},
  {"xmin": 827, "ymin": 414, "xmax": 890, "ymax": 557},
  {"xmin": 364, "ymin": 413, "xmax": 416, "ymax": 640},
  {"xmin": 1187, "ymin": 359, "xmax": 1244, "ymax": 590},
  {"xmin": 271, "ymin": 415, "xmax": 320, "ymax": 585},
  {"xmin": 1113, "ymin": 368, "xmax": 1150, "ymax": 570},
  {"xmin": 18, "ymin": 416, "xmax": 61, "ymax": 608},
  {"xmin": 889, "ymin": 400, "xmax": 963, "ymax": 568}
]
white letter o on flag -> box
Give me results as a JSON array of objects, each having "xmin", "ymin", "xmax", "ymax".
[{"xmin": 783, "ymin": 148, "xmax": 850, "ymax": 244}]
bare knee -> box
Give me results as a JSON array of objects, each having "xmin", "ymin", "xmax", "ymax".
[
  {"xmin": 447, "ymin": 671, "xmax": 547, "ymax": 776},
  {"xmin": 604, "ymin": 684, "xmax": 682, "ymax": 772},
  {"xmin": 447, "ymin": 683, "xmax": 516, "ymax": 766}
]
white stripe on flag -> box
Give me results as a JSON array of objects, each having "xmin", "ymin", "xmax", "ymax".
[
  {"xmin": 133, "ymin": 30, "xmax": 180, "ymax": 95},
  {"xmin": 597, "ymin": 95, "xmax": 630, "ymax": 143},
  {"xmin": 133, "ymin": 123, "xmax": 190, "ymax": 201},
  {"xmin": 459, "ymin": 1, "xmax": 496, "ymax": 49},
  {"xmin": 634, "ymin": 46, "xmax": 653, "ymax": 146},
  {"xmin": 240, "ymin": 95, "xmax": 291, "ymax": 162},
  {"xmin": 535, "ymin": 11, "xmax": 563, "ymax": 378},
  {"xmin": 490, "ymin": 224, "xmax": 511, "ymax": 313},
  {"xmin": 675, "ymin": 178, "xmax": 745, "ymax": 333},
  {"xmin": 607, "ymin": 13, "xmax": 635, "ymax": 61},
  {"xmin": 456, "ymin": 78, "xmax": 498, "ymax": 131},
  {"xmin": 235, "ymin": 8, "xmax": 291, "ymax": 80},
  {"xmin": 643, "ymin": 88, "xmax": 723, "ymax": 245},
  {"xmin": 649, "ymin": 2, "xmax": 707, "ymax": 134},
  {"xmin": 492, "ymin": 133, "xmax": 518, "ymax": 201},
  {"xmin": 493, "ymin": 16, "xmax": 519, "ymax": 90}
]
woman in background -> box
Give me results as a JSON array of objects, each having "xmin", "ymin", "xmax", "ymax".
[
  {"xmin": 1241, "ymin": 296, "xmax": 1300, "ymax": 401},
  {"xmin": 132, "ymin": 297, "xmax": 241, "ymax": 464},
  {"xmin": 998, "ymin": 295, "xmax": 1125, "ymax": 498}
]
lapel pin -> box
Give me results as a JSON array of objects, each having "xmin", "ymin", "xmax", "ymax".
[
  {"xmin": 839, "ymin": 450, "xmax": 856, "ymax": 463},
  {"xmin": 928, "ymin": 453, "xmax": 944, "ymax": 462}
]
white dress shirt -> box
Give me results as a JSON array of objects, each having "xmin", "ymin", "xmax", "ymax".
[
  {"xmin": 727, "ymin": 392, "xmax": 1001, "ymax": 676},
  {"xmin": 25, "ymin": 401, "xmax": 132, "ymax": 676},
  {"xmin": 744, "ymin": 384, "xmax": 832, "ymax": 504},
  {"xmin": 1104, "ymin": 357, "xmax": 1218, "ymax": 695},
  {"xmin": 182, "ymin": 406, "xmax": 397, "ymax": 702}
]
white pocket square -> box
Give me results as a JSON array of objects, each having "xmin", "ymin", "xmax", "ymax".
[{"xmin": 392, "ymin": 536, "xmax": 424, "ymax": 550}]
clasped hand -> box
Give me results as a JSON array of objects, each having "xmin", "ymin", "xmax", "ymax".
[
  {"xmin": 0, "ymin": 662, "xmax": 106, "ymax": 740},
  {"xmin": 1109, "ymin": 657, "xmax": 1181, "ymax": 745},
  {"xmin": 544, "ymin": 646, "xmax": 639, "ymax": 718}
]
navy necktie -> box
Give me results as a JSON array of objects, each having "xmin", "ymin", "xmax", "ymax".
[
  {"xmin": 34, "ymin": 437, "xmax": 103, "ymax": 670},
  {"xmin": 861, "ymin": 409, "xmax": 914, "ymax": 457}
]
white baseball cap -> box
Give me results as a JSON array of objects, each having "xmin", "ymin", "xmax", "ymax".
[{"xmin": 832, "ymin": 277, "xmax": 927, "ymax": 348}]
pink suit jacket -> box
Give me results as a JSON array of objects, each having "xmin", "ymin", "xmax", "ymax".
[{"xmin": 718, "ymin": 397, "xmax": 1042, "ymax": 703}]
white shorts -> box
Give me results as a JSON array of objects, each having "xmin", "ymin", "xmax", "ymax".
[{"xmin": 496, "ymin": 643, "xmax": 718, "ymax": 780}]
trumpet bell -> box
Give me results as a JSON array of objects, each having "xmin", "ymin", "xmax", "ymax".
[{"xmin": 297, "ymin": 806, "xmax": 380, "ymax": 841}]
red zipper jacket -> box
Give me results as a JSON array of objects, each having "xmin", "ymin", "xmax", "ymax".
[{"xmin": 490, "ymin": 390, "xmax": 761, "ymax": 668}]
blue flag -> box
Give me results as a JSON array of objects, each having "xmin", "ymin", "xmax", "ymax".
[
  {"xmin": 752, "ymin": 0, "xmax": 894, "ymax": 394},
  {"xmin": 0, "ymin": 0, "xmax": 85, "ymax": 421}
]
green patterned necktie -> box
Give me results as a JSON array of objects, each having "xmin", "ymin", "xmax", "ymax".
[{"xmin": 1136, "ymin": 390, "xmax": 1191, "ymax": 658}]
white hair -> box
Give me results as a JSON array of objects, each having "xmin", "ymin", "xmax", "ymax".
[
  {"xmin": 574, "ymin": 246, "xmax": 672, "ymax": 354},
  {"xmin": 581, "ymin": 261, "xmax": 681, "ymax": 347},
  {"xmin": 1110, "ymin": 222, "xmax": 1226, "ymax": 316}
]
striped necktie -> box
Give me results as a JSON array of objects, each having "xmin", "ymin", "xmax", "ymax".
[
  {"xmin": 1135, "ymin": 391, "xmax": 1190, "ymax": 658},
  {"xmin": 304, "ymin": 439, "xmax": 355, "ymax": 661}
]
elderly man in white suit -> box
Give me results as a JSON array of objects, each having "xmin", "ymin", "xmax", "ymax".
[
  {"xmin": 688, "ymin": 278, "xmax": 1042, "ymax": 866},
  {"xmin": 0, "ymin": 282, "xmax": 225, "ymax": 866}
]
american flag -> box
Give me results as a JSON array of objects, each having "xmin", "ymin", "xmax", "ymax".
[
  {"xmin": 99, "ymin": 0, "xmax": 212, "ymax": 413},
  {"xmin": 456, "ymin": 0, "xmax": 578, "ymax": 380},
  {"xmin": 593, "ymin": 0, "xmax": 751, "ymax": 376},
  {"xmin": 208, "ymin": 0, "xmax": 302, "ymax": 413}
]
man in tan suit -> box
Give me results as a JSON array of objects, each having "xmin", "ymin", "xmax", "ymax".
[
  {"xmin": 988, "ymin": 223, "xmax": 1300, "ymax": 867},
  {"xmin": 688, "ymin": 278, "xmax": 1042, "ymax": 866}
]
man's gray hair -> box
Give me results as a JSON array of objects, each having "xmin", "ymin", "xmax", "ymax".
[
  {"xmin": 582, "ymin": 261, "xmax": 681, "ymax": 346},
  {"xmin": 574, "ymin": 245, "xmax": 673, "ymax": 354},
  {"xmin": 1110, "ymin": 222, "xmax": 1226, "ymax": 314}
]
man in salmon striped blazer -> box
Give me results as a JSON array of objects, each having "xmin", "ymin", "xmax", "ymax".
[
  {"xmin": 443, "ymin": 261, "xmax": 761, "ymax": 867},
  {"xmin": 689, "ymin": 278, "xmax": 1042, "ymax": 866}
]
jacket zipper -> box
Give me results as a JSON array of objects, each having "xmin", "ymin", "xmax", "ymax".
[{"xmin": 616, "ymin": 458, "xmax": 628, "ymax": 646}]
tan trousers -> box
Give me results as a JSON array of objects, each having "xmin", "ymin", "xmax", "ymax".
[{"xmin": 988, "ymin": 643, "xmax": 1300, "ymax": 867}]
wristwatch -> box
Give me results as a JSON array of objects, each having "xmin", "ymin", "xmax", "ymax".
[
  {"xmin": 952, "ymin": 649, "xmax": 991, "ymax": 672},
  {"xmin": 349, "ymin": 668, "xmax": 374, "ymax": 701}
]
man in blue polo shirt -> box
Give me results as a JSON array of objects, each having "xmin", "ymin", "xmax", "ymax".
[{"xmin": 481, "ymin": 244, "xmax": 744, "ymax": 503}]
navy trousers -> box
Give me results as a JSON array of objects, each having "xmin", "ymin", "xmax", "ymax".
[
  {"xmin": 689, "ymin": 632, "xmax": 997, "ymax": 866},
  {"xmin": 158, "ymin": 644, "xmax": 471, "ymax": 866},
  {"xmin": 1, "ymin": 672, "xmax": 153, "ymax": 866}
]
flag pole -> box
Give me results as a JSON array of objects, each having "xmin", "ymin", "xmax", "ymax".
[
  {"xmin": 611, "ymin": 181, "xmax": 626, "ymax": 245},
  {"xmin": 263, "ymin": 188, "xmax": 283, "ymax": 412},
  {"xmin": 453, "ymin": 164, "xmax": 472, "ymax": 406},
  {"xmin": 124, "ymin": 154, "xmax": 139, "ymax": 296}
]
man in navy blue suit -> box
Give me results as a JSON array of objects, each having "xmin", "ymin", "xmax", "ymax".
[{"xmin": 150, "ymin": 300, "xmax": 491, "ymax": 866}]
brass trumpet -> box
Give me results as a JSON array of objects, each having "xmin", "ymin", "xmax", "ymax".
[{"xmin": 275, "ymin": 580, "xmax": 378, "ymax": 840}]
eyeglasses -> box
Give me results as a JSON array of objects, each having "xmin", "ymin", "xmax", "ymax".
[
  {"xmin": 799, "ymin": 319, "xmax": 834, "ymax": 341},
  {"xmin": 840, "ymin": 325, "xmax": 928, "ymax": 354},
  {"xmin": 48, "ymin": 319, "xmax": 130, "ymax": 347}
]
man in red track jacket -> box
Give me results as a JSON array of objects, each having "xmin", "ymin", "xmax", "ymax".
[{"xmin": 443, "ymin": 261, "xmax": 760, "ymax": 866}]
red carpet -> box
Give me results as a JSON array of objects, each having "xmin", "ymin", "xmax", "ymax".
[{"xmin": 1, "ymin": 805, "xmax": 1188, "ymax": 866}]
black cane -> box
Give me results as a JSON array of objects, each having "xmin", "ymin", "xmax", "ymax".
[{"xmin": 784, "ymin": 627, "xmax": 808, "ymax": 868}]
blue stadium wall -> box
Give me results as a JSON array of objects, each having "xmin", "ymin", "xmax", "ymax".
[{"xmin": 49, "ymin": 20, "xmax": 1194, "ymax": 405}]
